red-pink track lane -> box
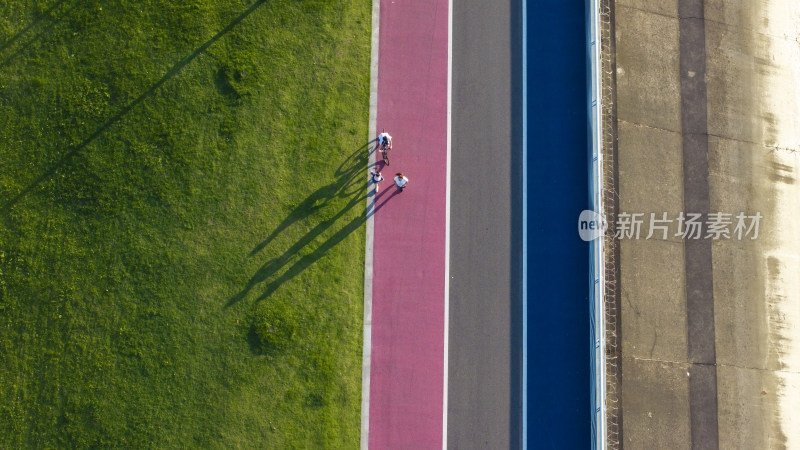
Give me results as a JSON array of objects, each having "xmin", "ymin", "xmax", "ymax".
[{"xmin": 368, "ymin": 0, "xmax": 449, "ymax": 448}]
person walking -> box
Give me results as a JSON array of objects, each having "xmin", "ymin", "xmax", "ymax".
[
  {"xmin": 394, "ymin": 173, "xmax": 409, "ymax": 191},
  {"xmin": 370, "ymin": 170, "xmax": 384, "ymax": 192}
]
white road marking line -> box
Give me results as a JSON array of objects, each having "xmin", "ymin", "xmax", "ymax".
[
  {"xmin": 442, "ymin": 0, "xmax": 453, "ymax": 447},
  {"xmin": 521, "ymin": 0, "xmax": 528, "ymax": 447}
]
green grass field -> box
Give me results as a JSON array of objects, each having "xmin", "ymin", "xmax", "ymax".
[{"xmin": 0, "ymin": 0, "xmax": 370, "ymax": 447}]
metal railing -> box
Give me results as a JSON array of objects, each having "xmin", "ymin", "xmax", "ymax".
[{"xmin": 588, "ymin": 0, "xmax": 617, "ymax": 448}]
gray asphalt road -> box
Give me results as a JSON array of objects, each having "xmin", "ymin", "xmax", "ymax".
[{"xmin": 447, "ymin": 0, "xmax": 523, "ymax": 447}]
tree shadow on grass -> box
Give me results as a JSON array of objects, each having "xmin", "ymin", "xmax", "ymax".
[
  {"xmin": 0, "ymin": 0, "xmax": 268, "ymax": 215},
  {"xmin": 1, "ymin": 3, "xmax": 58, "ymax": 52},
  {"xmin": 227, "ymin": 141, "xmax": 374, "ymax": 308},
  {"xmin": 0, "ymin": 0, "xmax": 67, "ymax": 51},
  {"xmin": 246, "ymin": 324, "xmax": 263, "ymax": 355},
  {"xmin": 0, "ymin": 0, "xmax": 77, "ymax": 69}
]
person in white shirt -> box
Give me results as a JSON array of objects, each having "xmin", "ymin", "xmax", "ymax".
[
  {"xmin": 394, "ymin": 173, "xmax": 409, "ymax": 191},
  {"xmin": 377, "ymin": 129, "xmax": 392, "ymax": 151},
  {"xmin": 370, "ymin": 170, "xmax": 384, "ymax": 192}
]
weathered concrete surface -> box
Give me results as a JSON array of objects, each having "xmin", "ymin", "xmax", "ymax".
[
  {"xmin": 616, "ymin": 6, "xmax": 681, "ymax": 133},
  {"xmin": 620, "ymin": 238, "xmax": 687, "ymax": 362},
  {"xmin": 613, "ymin": 0, "xmax": 800, "ymax": 447},
  {"xmin": 618, "ymin": 122, "xmax": 685, "ymax": 240},
  {"xmin": 621, "ymin": 356, "xmax": 691, "ymax": 450}
]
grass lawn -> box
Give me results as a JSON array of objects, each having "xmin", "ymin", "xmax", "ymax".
[{"xmin": 0, "ymin": 0, "xmax": 370, "ymax": 447}]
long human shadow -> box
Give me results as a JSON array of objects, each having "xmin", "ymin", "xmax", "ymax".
[
  {"xmin": 227, "ymin": 143, "xmax": 369, "ymax": 308},
  {"xmin": 0, "ymin": 0, "xmax": 267, "ymax": 215},
  {"xmin": 0, "ymin": 0, "xmax": 66, "ymax": 53},
  {"xmin": 252, "ymin": 207, "xmax": 367, "ymax": 302},
  {"xmin": 0, "ymin": 0, "xmax": 77, "ymax": 68},
  {"xmin": 247, "ymin": 140, "xmax": 374, "ymax": 257},
  {"xmin": 366, "ymin": 184, "xmax": 400, "ymax": 218},
  {"xmin": 227, "ymin": 187, "xmax": 367, "ymax": 308},
  {"xmin": 233, "ymin": 142, "xmax": 406, "ymax": 305}
]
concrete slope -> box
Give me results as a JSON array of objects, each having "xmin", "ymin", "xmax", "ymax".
[{"xmin": 612, "ymin": 0, "xmax": 800, "ymax": 447}]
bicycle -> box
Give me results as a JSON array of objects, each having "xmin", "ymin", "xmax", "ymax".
[
  {"xmin": 377, "ymin": 128, "xmax": 391, "ymax": 165},
  {"xmin": 380, "ymin": 141, "xmax": 390, "ymax": 166}
]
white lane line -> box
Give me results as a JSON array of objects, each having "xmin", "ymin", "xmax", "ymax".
[
  {"xmin": 442, "ymin": 0, "xmax": 453, "ymax": 447},
  {"xmin": 360, "ymin": 0, "xmax": 380, "ymax": 448},
  {"xmin": 521, "ymin": 0, "xmax": 528, "ymax": 447}
]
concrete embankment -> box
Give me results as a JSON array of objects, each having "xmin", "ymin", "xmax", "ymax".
[{"xmin": 610, "ymin": 0, "xmax": 800, "ymax": 447}]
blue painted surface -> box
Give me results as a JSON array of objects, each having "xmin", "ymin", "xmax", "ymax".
[{"xmin": 525, "ymin": 0, "xmax": 591, "ymax": 447}]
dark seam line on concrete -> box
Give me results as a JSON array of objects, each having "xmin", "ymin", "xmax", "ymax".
[
  {"xmin": 678, "ymin": 1, "xmax": 720, "ymax": 449},
  {"xmin": 616, "ymin": 119, "xmax": 680, "ymax": 134},
  {"xmin": 615, "ymin": 4, "xmax": 678, "ymax": 20}
]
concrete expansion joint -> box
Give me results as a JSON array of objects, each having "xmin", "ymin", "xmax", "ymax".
[
  {"xmin": 717, "ymin": 363, "xmax": 800, "ymax": 376},
  {"xmin": 707, "ymin": 132, "xmax": 799, "ymax": 153},
  {"xmin": 617, "ymin": 4, "xmax": 676, "ymax": 20},
  {"xmin": 629, "ymin": 356, "xmax": 693, "ymax": 366},
  {"xmin": 697, "ymin": 16, "xmax": 799, "ymax": 43},
  {"xmin": 689, "ymin": 361, "xmax": 716, "ymax": 367},
  {"xmin": 618, "ymin": 119, "xmax": 680, "ymax": 135},
  {"xmin": 630, "ymin": 237, "xmax": 684, "ymax": 245}
]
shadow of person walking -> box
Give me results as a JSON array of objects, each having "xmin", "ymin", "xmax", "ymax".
[
  {"xmin": 366, "ymin": 185, "xmax": 400, "ymax": 219},
  {"xmin": 226, "ymin": 140, "xmax": 374, "ymax": 308},
  {"xmin": 247, "ymin": 140, "xmax": 372, "ymax": 257}
]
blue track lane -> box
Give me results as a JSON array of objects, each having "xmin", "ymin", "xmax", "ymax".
[{"xmin": 525, "ymin": 0, "xmax": 591, "ymax": 447}]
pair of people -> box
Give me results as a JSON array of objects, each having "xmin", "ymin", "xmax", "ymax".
[{"xmin": 370, "ymin": 171, "xmax": 408, "ymax": 192}]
